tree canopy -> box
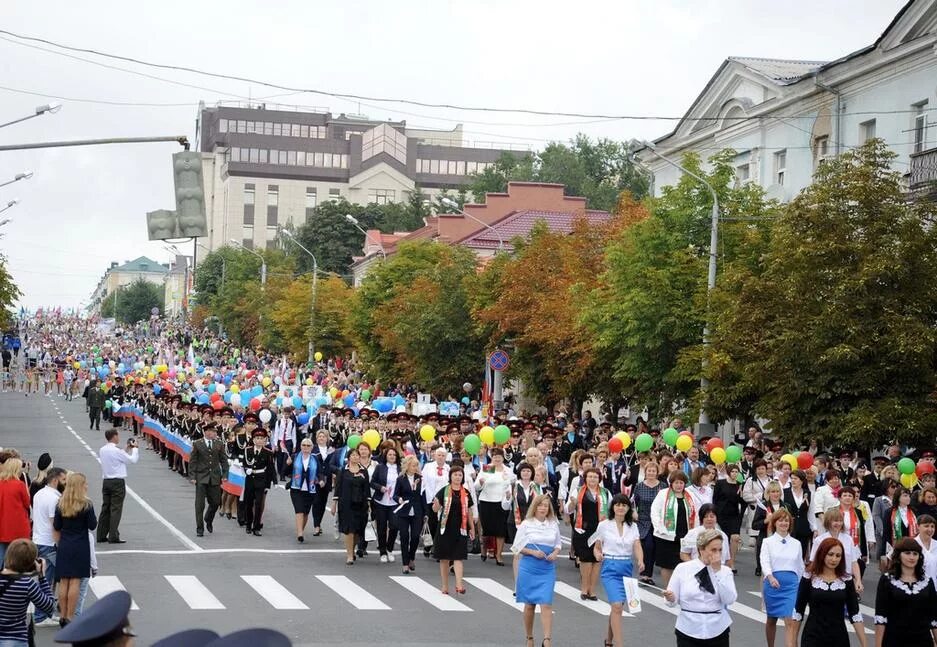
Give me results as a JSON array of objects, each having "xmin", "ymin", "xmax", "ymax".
[{"xmin": 101, "ymin": 278, "xmax": 164, "ymax": 324}]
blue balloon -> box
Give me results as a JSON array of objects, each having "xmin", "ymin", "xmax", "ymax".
[
  {"xmin": 197, "ymin": 393, "xmax": 210, "ymax": 404},
  {"xmin": 117, "ymin": 363, "xmax": 125, "ymax": 370},
  {"xmin": 374, "ymin": 397, "xmax": 393, "ymax": 413},
  {"xmin": 214, "ymin": 373, "xmax": 223, "ymax": 383},
  {"xmin": 252, "ymin": 385, "xmax": 263, "ymax": 398},
  {"xmin": 223, "ymin": 374, "xmax": 233, "ymax": 385},
  {"xmin": 297, "ymin": 413, "xmax": 310, "ymax": 426},
  {"xmin": 314, "ymin": 395, "xmax": 330, "ymax": 408},
  {"xmin": 275, "ymin": 397, "xmax": 283, "ymax": 407},
  {"xmin": 153, "ymin": 385, "xmax": 162, "ymax": 395},
  {"xmin": 350, "ymin": 407, "xmax": 359, "ymax": 417},
  {"xmin": 207, "ymin": 383, "xmax": 216, "ymax": 394},
  {"xmin": 343, "ymin": 394, "xmax": 356, "ymax": 407},
  {"xmin": 461, "ymin": 396, "xmax": 470, "ymax": 405},
  {"xmin": 79, "ymin": 360, "xmax": 87, "ymax": 369},
  {"xmin": 223, "ymin": 391, "xmax": 232, "ymax": 403},
  {"xmin": 98, "ymin": 367, "xmax": 109, "ymax": 377},
  {"xmin": 196, "ymin": 365, "xmax": 205, "ymax": 374}
]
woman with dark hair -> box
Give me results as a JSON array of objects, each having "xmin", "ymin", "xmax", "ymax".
[
  {"xmin": 590, "ymin": 494, "xmax": 643, "ymax": 647},
  {"xmin": 788, "ymin": 537, "xmax": 866, "ymax": 647},
  {"xmin": 566, "ymin": 466, "xmax": 610, "ymax": 600},
  {"xmin": 879, "ymin": 487, "xmax": 918, "ymax": 568},
  {"xmin": 680, "ymin": 503, "xmax": 730, "ymax": 564},
  {"xmin": 511, "ymin": 462, "xmax": 542, "ymax": 585},
  {"xmin": 873, "ymin": 537, "xmax": 937, "ymax": 646},
  {"xmin": 713, "ymin": 464, "xmax": 743, "ymax": 571},
  {"xmin": 633, "ymin": 461, "xmax": 665, "ymax": 585},
  {"xmin": 650, "ymin": 470, "xmax": 697, "ymax": 588},
  {"xmin": 432, "ymin": 465, "xmax": 474, "ymax": 594},
  {"xmin": 331, "ymin": 445, "xmax": 370, "ymax": 566},
  {"xmin": 369, "ymin": 444, "xmax": 400, "ymax": 563},
  {"xmin": 0, "ymin": 538, "xmax": 57, "ymax": 646},
  {"xmin": 784, "ymin": 469, "xmax": 814, "ymax": 560},
  {"xmin": 475, "ymin": 447, "xmax": 514, "ymax": 565}
]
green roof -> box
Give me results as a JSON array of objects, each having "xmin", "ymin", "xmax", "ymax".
[{"xmin": 114, "ymin": 256, "xmax": 168, "ymax": 274}]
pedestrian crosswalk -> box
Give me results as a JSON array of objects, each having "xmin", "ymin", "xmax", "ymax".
[{"xmin": 83, "ymin": 571, "xmax": 876, "ymax": 632}]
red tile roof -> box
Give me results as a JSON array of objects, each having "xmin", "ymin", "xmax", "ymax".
[{"xmin": 455, "ymin": 209, "xmax": 611, "ymax": 250}]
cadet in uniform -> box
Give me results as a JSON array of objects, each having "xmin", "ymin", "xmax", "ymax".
[{"xmin": 242, "ymin": 426, "xmax": 276, "ymax": 536}]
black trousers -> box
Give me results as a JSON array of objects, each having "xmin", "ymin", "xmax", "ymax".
[
  {"xmin": 373, "ymin": 503, "xmax": 398, "ymax": 555},
  {"xmin": 98, "ymin": 478, "xmax": 126, "ymax": 542},
  {"xmin": 276, "ymin": 441, "xmax": 294, "ymax": 480},
  {"xmin": 640, "ymin": 531, "xmax": 656, "ymax": 577},
  {"xmin": 397, "ymin": 513, "xmax": 422, "ymax": 564},
  {"xmin": 89, "ymin": 407, "xmax": 101, "ymax": 430},
  {"xmin": 425, "ymin": 505, "xmax": 439, "ymax": 553},
  {"xmin": 675, "ymin": 628, "xmax": 729, "ymax": 647},
  {"xmin": 243, "ymin": 481, "xmax": 267, "ymax": 531},
  {"xmin": 312, "ymin": 489, "xmax": 330, "ymax": 528},
  {"xmin": 195, "ymin": 482, "xmax": 222, "ymax": 532}
]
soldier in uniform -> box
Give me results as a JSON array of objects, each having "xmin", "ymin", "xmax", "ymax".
[{"xmin": 242, "ymin": 427, "xmax": 276, "ymax": 536}]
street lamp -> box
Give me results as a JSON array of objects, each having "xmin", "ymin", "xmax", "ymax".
[
  {"xmin": 632, "ymin": 139, "xmax": 720, "ymax": 429},
  {"xmin": 440, "ymin": 197, "xmax": 504, "ymax": 251},
  {"xmin": 229, "ymin": 239, "xmax": 267, "ymax": 285},
  {"xmin": 280, "ymin": 229, "xmax": 318, "ymax": 364},
  {"xmin": 0, "ymin": 103, "xmax": 62, "ymax": 130},
  {"xmin": 0, "ymin": 199, "xmax": 19, "ymax": 215},
  {"xmin": 0, "ymin": 172, "xmax": 33, "ymax": 189},
  {"xmin": 344, "ymin": 214, "xmax": 386, "ymax": 259}
]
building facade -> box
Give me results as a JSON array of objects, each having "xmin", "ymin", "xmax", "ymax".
[
  {"xmin": 197, "ymin": 103, "xmax": 524, "ymax": 254},
  {"xmin": 639, "ymin": 0, "xmax": 937, "ymax": 202},
  {"xmin": 88, "ymin": 257, "xmax": 169, "ymax": 314}
]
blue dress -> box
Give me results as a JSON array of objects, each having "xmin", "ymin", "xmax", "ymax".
[
  {"xmin": 516, "ymin": 543, "xmax": 557, "ymax": 605},
  {"xmin": 53, "ymin": 504, "xmax": 97, "ymax": 579}
]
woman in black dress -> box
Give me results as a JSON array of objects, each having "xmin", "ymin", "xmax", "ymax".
[
  {"xmin": 565, "ymin": 467, "xmax": 610, "ymax": 600},
  {"xmin": 788, "ymin": 537, "xmax": 866, "ymax": 647},
  {"xmin": 873, "ymin": 537, "xmax": 937, "ymax": 647},
  {"xmin": 53, "ymin": 472, "xmax": 97, "ymax": 625},
  {"xmin": 432, "ymin": 464, "xmax": 474, "ymax": 595},
  {"xmin": 784, "ymin": 469, "xmax": 813, "ymax": 561},
  {"xmin": 713, "ymin": 464, "xmax": 743, "ymax": 571},
  {"xmin": 331, "ymin": 445, "xmax": 370, "ymax": 566}
]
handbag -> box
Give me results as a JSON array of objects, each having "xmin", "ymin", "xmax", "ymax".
[
  {"xmin": 364, "ymin": 521, "xmax": 377, "ymax": 543},
  {"xmin": 421, "ymin": 518, "xmax": 433, "ymax": 548}
]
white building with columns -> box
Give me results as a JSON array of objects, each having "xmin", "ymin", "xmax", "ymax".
[{"xmin": 639, "ymin": 0, "xmax": 937, "ymax": 201}]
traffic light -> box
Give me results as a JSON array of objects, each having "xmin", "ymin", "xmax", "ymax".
[
  {"xmin": 172, "ymin": 151, "xmax": 207, "ymax": 238},
  {"xmin": 146, "ymin": 209, "xmax": 178, "ymax": 241}
]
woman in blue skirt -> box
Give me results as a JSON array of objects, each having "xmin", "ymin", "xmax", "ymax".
[
  {"xmin": 513, "ymin": 493, "xmax": 562, "ymax": 647},
  {"xmin": 590, "ymin": 494, "xmax": 644, "ymax": 647},
  {"xmin": 759, "ymin": 508, "xmax": 802, "ymax": 647}
]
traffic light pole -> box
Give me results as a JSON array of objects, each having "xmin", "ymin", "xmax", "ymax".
[{"xmin": 0, "ymin": 136, "xmax": 188, "ymax": 152}]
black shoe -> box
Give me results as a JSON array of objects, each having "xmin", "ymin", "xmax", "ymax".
[
  {"xmin": 108, "ymin": 539, "xmax": 126, "ymax": 544},
  {"xmin": 205, "ymin": 520, "xmax": 213, "ymax": 534},
  {"xmin": 246, "ymin": 527, "xmax": 252, "ymax": 534},
  {"xmin": 297, "ymin": 536, "xmax": 304, "ymax": 543},
  {"xmin": 755, "ymin": 567, "xmax": 762, "ymax": 577},
  {"xmin": 356, "ymin": 549, "xmax": 365, "ymax": 558},
  {"xmin": 197, "ymin": 531, "xmax": 204, "ymax": 537}
]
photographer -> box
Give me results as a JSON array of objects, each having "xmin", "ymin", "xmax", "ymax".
[
  {"xmin": 97, "ymin": 431, "xmax": 138, "ymax": 544},
  {"xmin": 0, "ymin": 538, "xmax": 57, "ymax": 646}
]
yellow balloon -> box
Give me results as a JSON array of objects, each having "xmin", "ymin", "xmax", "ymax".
[
  {"xmin": 73, "ymin": 362, "xmax": 80, "ymax": 369},
  {"xmin": 614, "ymin": 431, "xmax": 632, "ymax": 450},
  {"xmin": 675, "ymin": 435, "xmax": 692, "ymax": 452},
  {"xmin": 363, "ymin": 429, "xmax": 381, "ymax": 450},
  {"xmin": 900, "ymin": 473, "xmax": 918, "ymax": 489},
  {"xmin": 230, "ymin": 384, "xmax": 240, "ymax": 394},
  {"xmin": 479, "ymin": 426, "xmax": 495, "ymax": 446},
  {"xmin": 420, "ymin": 425, "xmax": 436, "ymax": 442},
  {"xmin": 314, "ymin": 351, "xmax": 323, "ymax": 362},
  {"xmin": 710, "ymin": 447, "xmax": 727, "ymax": 465},
  {"xmin": 329, "ymin": 387, "xmax": 338, "ymax": 398},
  {"xmin": 305, "ymin": 378, "xmax": 313, "ymax": 386},
  {"xmin": 781, "ymin": 453, "xmax": 798, "ymax": 470}
]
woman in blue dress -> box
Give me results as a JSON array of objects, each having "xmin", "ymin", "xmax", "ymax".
[
  {"xmin": 513, "ymin": 493, "xmax": 562, "ymax": 647},
  {"xmin": 759, "ymin": 508, "xmax": 802, "ymax": 647},
  {"xmin": 590, "ymin": 494, "xmax": 644, "ymax": 647},
  {"xmin": 53, "ymin": 472, "xmax": 97, "ymax": 626}
]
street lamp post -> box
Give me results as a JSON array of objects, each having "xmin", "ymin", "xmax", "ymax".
[
  {"xmin": 229, "ymin": 239, "xmax": 267, "ymax": 285},
  {"xmin": 344, "ymin": 214, "xmax": 386, "ymax": 259},
  {"xmin": 0, "ymin": 172, "xmax": 33, "ymax": 190},
  {"xmin": 0, "ymin": 200, "xmax": 19, "ymax": 216},
  {"xmin": 440, "ymin": 197, "xmax": 504, "ymax": 251},
  {"xmin": 281, "ymin": 230, "xmax": 318, "ymax": 364},
  {"xmin": 634, "ymin": 140, "xmax": 720, "ymax": 429},
  {"xmin": 0, "ymin": 103, "xmax": 61, "ymax": 130}
]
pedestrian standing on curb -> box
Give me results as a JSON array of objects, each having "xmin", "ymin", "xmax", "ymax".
[
  {"xmin": 32, "ymin": 467, "xmax": 67, "ymax": 627},
  {"xmin": 189, "ymin": 423, "xmax": 228, "ymax": 538},
  {"xmin": 97, "ymin": 430, "xmax": 138, "ymax": 544}
]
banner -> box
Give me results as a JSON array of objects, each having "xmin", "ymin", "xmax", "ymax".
[{"xmin": 222, "ymin": 464, "xmax": 245, "ymax": 498}]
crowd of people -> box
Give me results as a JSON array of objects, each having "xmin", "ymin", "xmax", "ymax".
[{"xmin": 2, "ymin": 310, "xmax": 937, "ymax": 646}]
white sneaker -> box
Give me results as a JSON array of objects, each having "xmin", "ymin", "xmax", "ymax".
[
  {"xmin": 379, "ymin": 554, "xmax": 388, "ymax": 563},
  {"xmin": 35, "ymin": 617, "xmax": 60, "ymax": 628},
  {"xmin": 387, "ymin": 553, "xmax": 395, "ymax": 562}
]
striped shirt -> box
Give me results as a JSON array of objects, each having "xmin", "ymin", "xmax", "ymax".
[{"xmin": 0, "ymin": 574, "xmax": 56, "ymax": 641}]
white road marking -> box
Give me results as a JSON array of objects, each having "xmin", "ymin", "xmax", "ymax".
[
  {"xmin": 315, "ymin": 575, "xmax": 391, "ymax": 610},
  {"xmin": 165, "ymin": 575, "xmax": 225, "ymax": 609},
  {"xmin": 552, "ymin": 581, "xmax": 618, "ymax": 615},
  {"xmin": 390, "ymin": 576, "xmax": 472, "ymax": 611},
  {"xmin": 635, "ymin": 588, "xmax": 678, "ymax": 616},
  {"xmin": 241, "ymin": 575, "xmax": 308, "ymax": 609},
  {"xmin": 89, "ymin": 575, "xmax": 140, "ymax": 610},
  {"xmin": 464, "ymin": 577, "xmax": 526, "ymax": 611}
]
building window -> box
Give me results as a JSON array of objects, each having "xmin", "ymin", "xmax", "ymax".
[
  {"xmin": 259, "ymin": 149, "xmax": 268, "ymax": 164},
  {"xmin": 860, "ymin": 119, "xmax": 876, "ymax": 143},
  {"xmin": 313, "ymin": 152, "xmax": 324, "ymax": 167},
  {"xmin": 219, "ymin": 119, "xmax": 228, "ymax": 133},
  {"xmin": 243, "ymin": 184, "xmax": 255, "ymax": 225},
  {"xmin": 361, "ymin": 124, "xmax": 408, "ymax": 164},
  {"xmin": 242, "ymin": 225, "xmax": 253, "ymax": 249},
  {"xmin": 267, "ymin": 186, "xmax": 278, "ymax": 226},
  {"xmin": 329, "ymin": 188, "xmax": 341, "ymax": 201},
  {"xmin": 249, "ymin": 148, "xmax": 259, "ymax": 163},
  {"xmin": 263, "ymin": 122, "xmax": 273, "ymax": 136},
  {"xmin": 368, "ymin": 189, "xmax": 395, "ymax": 205},
  {"xmin": 266, "ymin": 226, "xmax": 278, "ymax": 245},
  {"xmin": 305, "ymin": 187, "xmax": 317, "ymax": 221},
  {"xmin": 236, "ymin": 120, "xmax": 247, "ymax": 134},
  {"xmin": 774, "ymin": 150, "xmax": 786, "ymax": 186},
  {"xmin": 813, "ymin": 136, "xmax": 830, "ymax": 168},
  {"xmin": 345, "ymin": 130, "xmax": 364, "ymax": 140},
  {"xmin": 913, "ymin": 101, "xmax": 928, "ymax": 153},
  {"xmin": 735, "ymin": 163, "xmax": 750, "ymax": 185},
  {"xmin": 430, "ymin": 159, "xmax": 440, "ymax": 174},
  {"xmin": 287, "ymin": 150, "xmax": 297, "ymax": 166}
]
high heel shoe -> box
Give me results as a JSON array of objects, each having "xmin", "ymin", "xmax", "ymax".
[{"xmin": 455, "ymin": 586, "xmax": 466, "ymax": 594}]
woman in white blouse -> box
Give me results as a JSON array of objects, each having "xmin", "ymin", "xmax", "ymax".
[
  {"xmin": 589, "ymin": 494, "xmax": 644, "ymax": 647},
  {"xmin": 476, "ymin": 447, "xmax": 515, "ymax": 565},
  {"xmin": 513, "ymin": 494, "xmax": 562, "ymax": 647},
  {"xmin": 687, "ymin": 467, "xmax": 714, "ymax": 510},
  {"xmin": 759, "ymin": 508, "xmax": 803, "ymax": 647},
  {"xmin": 663, "ymin": 528, "xmax": 737, "ymax": 647},
  {"xmin": 680, "ymin": 503, "xmax": 730, "ymax": 565}
]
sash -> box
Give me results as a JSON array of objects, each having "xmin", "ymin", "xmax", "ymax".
[
  {"xmin": 514, "ymin": 481, "xmax": 542, "ymax": 525},
  {"xmin": 576, "ymin": 486, "xmax": 609, "ymax": 531},
  {"xmin": 664, "ymin": 489, "xmax": 696, "ymax": 533},
  {"xmin": 290, "ymin": 453, "xmax": 318, "ymax": 493},
  {"xmin": 892, "ymin": 506, "xmax": 918, "ymax": 540},
  {"xmin": 439, "ymin": 485, "xmax": 469, "ymax": 536},
  {"xmin": 843, "ymin": 505, "xmax": 859, "ymax": 546}
]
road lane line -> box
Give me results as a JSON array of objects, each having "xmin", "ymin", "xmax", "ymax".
[
  {"xmin": 390, "ymin": 576, "xmax": 472, "ymax": 611},
  {"xmin": 241, "ymin": 575, "xmax": 308, "ymax": 609},
  {"xmin": 464, "ymin": 577, "xmax": 527, "ymax": 611},
  {"xmin": 552, "ymin": 581, "xmax": 619, "ymax": 616},
  {"xmin": 165, "ymin": 575, "xmax": 225, "ymax": 609},
  {"xmin": 89, "ymin": 576, "xmax": 140, "ymax": 610},
  {"xmin": 635, "ymin": 588, "xmax": 678, "ymax": 615},
  {"xmin": 315, "ymin": 575, "xmax": 391, "ymax": 610}
]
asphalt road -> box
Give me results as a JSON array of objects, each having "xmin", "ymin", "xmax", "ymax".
[{"xmin": 2, "ymin": 391, "xmax": 879, "ymax": 647}]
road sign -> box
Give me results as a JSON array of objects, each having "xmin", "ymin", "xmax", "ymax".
[{"xmin": 488, "ymin": 349, "xmax": 510, "ymax": 372}]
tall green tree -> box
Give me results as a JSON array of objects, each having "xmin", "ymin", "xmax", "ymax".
[
  {"xmin": 708, "ymin": 140, "xmax": 937, "ymax": 445},
  {"xmin": 100, "ymin": 278, "xmax": 164, "ymax": 324},
  {"xmin": 466, "ymin": 152, "xmax": 536, "ymax": 197},
  {"xmin": 0, "ymin": 256, "xmax": 21, "ymax": 329}
]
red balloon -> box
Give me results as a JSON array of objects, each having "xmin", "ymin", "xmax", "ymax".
[
  {"xmin": 608, "ymin": 437, "xmax": 624, "ymax": 453},
  {"xmin": 706, "ymin": 438, "xmax": 724, "ymax": 452},
  {"xmin": 210, "ymin": 392, "xmax": 222, "ymax": 403},
  {"xmin": 917, "ymin": 461, "xmax": 935, "ymax": 477},
  {"xmin": 249, "ymin": 397, "xmax": 262, "ymax": 412},
  {"xmin": 211, "ymin": 399, "xmax": 224, "ymax": 410},
  {"xmin": 797, "ymin": 452, "xmax": 814, "ymax": 470}
]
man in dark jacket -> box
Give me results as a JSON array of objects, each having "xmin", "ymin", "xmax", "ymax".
[{"xmin": 87, "ymin": 379, "xmax": 106, "ymax": 430}]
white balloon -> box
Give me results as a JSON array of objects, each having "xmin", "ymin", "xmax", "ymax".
[
  {"xmin": 259, "ymin": 409, "xmax": 272, "ymax": 423},
  {"xmin": 216, "ymin": 383, "xmax": 226, "ymax": 395},
  {"xmin": 230, "ymin": 393, "xmax": 242, "ymax": 407}
]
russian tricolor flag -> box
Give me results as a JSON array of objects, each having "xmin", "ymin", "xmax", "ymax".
[{"xmin": 222, "ymin": 464, "xmax": 245, "ymax": 498}]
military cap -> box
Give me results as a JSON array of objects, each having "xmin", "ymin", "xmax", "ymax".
[
  {"xmin": 152, "ymin": 628, "xmax": 220, "ymax": 647},
  {"xmin": 204, "ymin": 628, "xmax": 292, "ymax": 647},
  {"xmin": 54, "ymin": 590, "xmax": 134, "ymax": 646}
]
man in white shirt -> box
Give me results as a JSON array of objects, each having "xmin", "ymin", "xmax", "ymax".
[
  {"xmin": 97, "ymin": 429, "xmax": 139, "ymax": 543},
  {"xmin": 420, "ymin": 447, "xmax": 449, "ymax": 556},
  {"xmin": 32, "ymin": 467, "xmax": 67, "ymax": 626}
]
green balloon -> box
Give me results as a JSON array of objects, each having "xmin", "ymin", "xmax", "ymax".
[
  {"xmin": 725, "ymin": 445, "xmax": 742, "ymax": 463},
  {"xmin": 493, "ymin": 424, "xmax": 510, "ymax": 445},
  {"xmin": 662, "ymin": 427, "xmax": 679, "ymax": 447},
  {"xmin": 897, "ymin": 457, "xmax": 916, "ymax": 475},
  {"xmin": 634, "ymin": 433, "xmax": 653, "ymax": 453},
  {"xmin": 463, "ymin": 433, "xmax": 481, "ymax": 456},
  {"xmin": 361, "ymin": 389, "xmax": 371, "ymax": 402},
  {"xmin": 347, "ymin": 434, "xmax": 362, "ymax": 450},
  {"xmin": 104, "ymin": 400, "xmax": 112, "ymax": 409}
]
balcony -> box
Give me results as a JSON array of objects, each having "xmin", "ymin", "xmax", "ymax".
[{"xmin": 909, "ymin": 147, "xmax": 937, "ymax": 197}]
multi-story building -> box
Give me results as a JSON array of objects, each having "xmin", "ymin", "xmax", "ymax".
[
  {"xmin": 196, "ymin": 102, "xmax": 525, "ymax": 253},
  {"xmin": 639, "ymin": 0, "xmax": 937, "ymax": 201},
  {"xmin": 88, "ymin": 256, "xmax": 169, "ymax": 314}
]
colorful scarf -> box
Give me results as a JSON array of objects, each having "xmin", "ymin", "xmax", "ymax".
[
  {"xmin": 514, "ymin": 481, "xmax": 542, "ymax": 526},
  {"xmin": 892, "ymin": 506, "xmax": 918, "ymax": 540},
  {"xmin": 439, "ymin": 485, "xmax": 469, "ymax": 536},
  {"xmin": 664, "ymin": 489, "xmax": 697, "ymax": 533},
  {"xmin": 841, "ymin": 505, "xmax": 859, "ymax": 546},
  {"xmin": 576, "ymin": 486, "xmax": 610, "ymax": 532}
]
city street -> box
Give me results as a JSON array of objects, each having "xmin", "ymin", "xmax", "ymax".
[{"xmin": 3, "ymin": 391, "xmax": 880, "ymax": 647}]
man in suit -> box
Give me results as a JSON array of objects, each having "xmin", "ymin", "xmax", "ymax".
[
  {"xmin": 311, "ymin": 404, "xmax": 331, "ymax": 435},
  {"xmin": 189, "ymin": 422, "xmax": 229, "ymax": 537}
]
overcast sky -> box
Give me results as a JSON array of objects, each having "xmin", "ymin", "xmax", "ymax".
[{"xmin": 0, "ymin": 0, "xmax": 907, "ymax": 309}]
